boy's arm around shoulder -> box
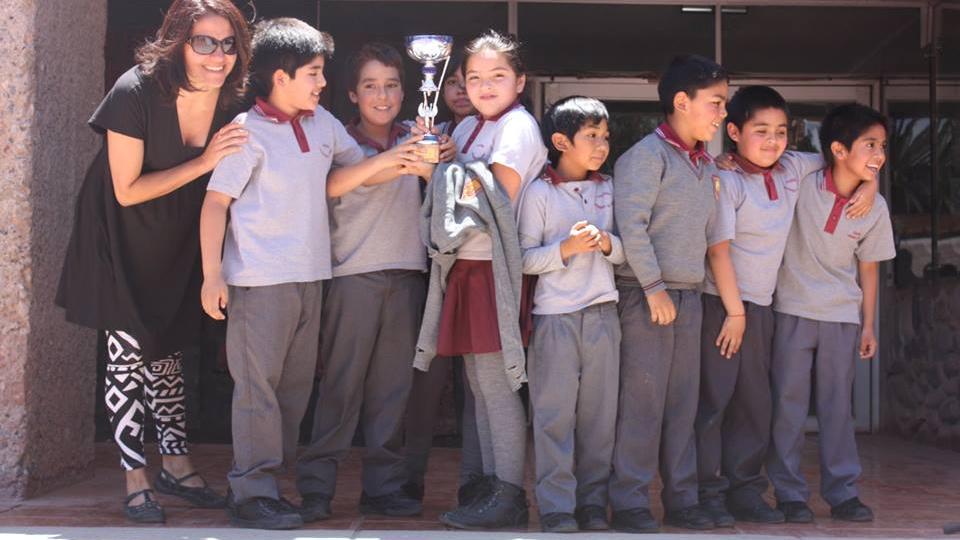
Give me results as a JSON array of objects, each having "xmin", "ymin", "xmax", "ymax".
[
  {"xmin": 518, "ymin": 181, "xmax": 566, "ymax": 275},
  {"xmin": 612, "ymin": 141, "xmax": 666, "ymax": 294}
]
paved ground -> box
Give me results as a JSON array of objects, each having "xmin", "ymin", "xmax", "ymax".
[{"xmin": 0, "ymin": 435, "xmax": 958, "ymax": 539}]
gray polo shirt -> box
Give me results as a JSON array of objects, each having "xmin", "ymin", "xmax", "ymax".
[
  {"xmin": 613, "ymin": 123, "xmax": 718, "ymax": 294},
  {"xmin": 208, "ymin": 104, "xmax": 365, "ymax": 287},
  {"xmin": 773, "ymin": 169, "xmax": 896, "ymax": 324},
  {"xmin": 518, "ymin": 170, "xmax": 625, "ymax": 315},
  {"xmin": 704, "ymin": 151, "xmax": 824, "ymax": 306},
  {"xmin": 328, "ymin": 121, "xmax": 427, "ymax": 277}
]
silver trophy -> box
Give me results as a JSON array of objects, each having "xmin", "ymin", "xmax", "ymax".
[{"xmin": 405, "ymin": 34, "xmax": 454, "ymax": 163}]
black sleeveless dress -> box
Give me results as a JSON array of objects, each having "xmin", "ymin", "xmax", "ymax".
[{"xmin": 56, "ymin": 66, "xmax": 234, "ymax": 360}]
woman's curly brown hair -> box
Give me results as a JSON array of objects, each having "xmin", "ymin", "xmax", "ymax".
[{"xmin": 135, "ymin": 0, "xmax": 251, "ymax": 109}]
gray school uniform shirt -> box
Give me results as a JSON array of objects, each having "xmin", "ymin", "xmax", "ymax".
[
  {"xmin": 704, "ymin": 151, "xmax": 825, "ymax": 306},
  {"xmin": 613, "ymin": 124, "xmax": 718, "ymax": 294},
  {"xmin": 328, "ymin": 121, "xmax": 428, "ymax": 277},
  {"xmin": 518, "ymin": 170, "xmax": 625, "ymax": 315},
  {"xmin": 208, "ymin": 105, "xmax": 365, "ymax": 287},
  {"xmin": 774, "ymin": 169, "xmax": 896, "ymax": 325}
]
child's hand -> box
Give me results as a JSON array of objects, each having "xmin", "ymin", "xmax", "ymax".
[
  {"xmin": 646, "ymin": 289, "xmax": 676, "ymax": 325},
  {"xmin": 859, "ymin": 326, "xmax": 877, "ymax": 359},
  {"xmin": 598, "ymin": 231, "xmax": 612, "ymax": 255},
  {"xmin": 379, "ymin": 137, "xmax": 423, "ymax": 171},
  {"xmin": 402, "ymin": 158, "xmax": 436, "ymax": 180},
  {"xmin": 438, "ymin": 134, "xmax": 457, "ymax": 162},
  {"xmin": 715, "ymin": 314, "xmax": 746, "ymax": 358},
  {"xmin": 715, "ymin": 152, "xmax": 737, "ymax": 171},
  {"xmin": 846, "ymin": 180, "xmax": 877, "ymax": 219},
  {"xmin": 560, "ymin": 220, "xmax": 600, "ymax": 262},
  {"xmin": 201, "ymin": 274, "xmax": 228, "ymax": 320}
]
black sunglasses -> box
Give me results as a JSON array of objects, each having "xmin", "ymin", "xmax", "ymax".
[{"xmin": 187, "ymin": 35, "xmax": 238, "ymax": 55}]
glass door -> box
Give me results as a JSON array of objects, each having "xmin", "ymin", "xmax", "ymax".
[{"xmin": 535, "ymin": 77, "xmax": 879, "ymax": 432}]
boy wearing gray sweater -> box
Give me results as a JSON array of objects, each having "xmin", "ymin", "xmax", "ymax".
[
  {"xmin": 609, "ymin": 55, "xmax": 728, "ymax": 533},
  {"xmin": 518, "ymin": 97, "xmax": 624, "ymax": 534}
]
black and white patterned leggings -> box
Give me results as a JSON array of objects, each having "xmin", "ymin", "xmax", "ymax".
[{"xmin": 104, "ymin": 330, "xmax": 189, "ymax": 471}]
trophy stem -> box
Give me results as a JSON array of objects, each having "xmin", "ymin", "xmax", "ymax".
[{"xmin": 431, "ymin": 55, "xmax": 452, "ymax": 123}]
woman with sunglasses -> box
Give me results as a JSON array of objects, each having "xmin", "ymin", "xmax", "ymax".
[{"xmin": 57, "ymin": 0, "xmax": 250, "ymax": 524}]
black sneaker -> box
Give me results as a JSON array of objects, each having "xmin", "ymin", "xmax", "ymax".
[
  {"xmin": 730, "ymin": 500, "xmax": 785, "ymax": 523},
  {"xmin": 778, "ymin": 501, "xmax": 815, "ymax": 523},
  {"xmin": 611, "ymin": 507, "xmax": 659, "ymax": 533},
  {"xmin": 575, "ymin": 505, "xmax": 609, "ymax": 531},
  {"xmin": 831, "ymin": 497, "xmax": 874, "ymax": 522},
  {"xmin": 299, "ymin": 493, "xmax": 332, "ymax": 522},
  {"xmin": 439, "ymin": 478, "xmax": 529, "ymax": 530},
  {"xmin": 458, "ymin": 474, "xmax": 492, "ymax": 507},
  {"xmin": 701, "ymin": 497, "xmax": 735, "ymax": 528},
  {"xmin": 402, "ymin": 480, "xmax": 425, "ymax": 502},
  {"xmin": 541, "ymin": 512, "xmax": 579, "ymax": 533},
  {"xmin": 360, "ymin": 489, "xmax": 423, "ymax": 517},
  {"xmin": 665, "ymin": 504, "xmax": 715, "ymax": 530},
  {"xmin": 230, "ymin": 497, "xmax": 303, "ymax": 530}
]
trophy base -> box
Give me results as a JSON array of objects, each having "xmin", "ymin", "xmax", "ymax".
[{"xmin": 416, "ymin": 137, "xmax": 440, "ymax": 164}]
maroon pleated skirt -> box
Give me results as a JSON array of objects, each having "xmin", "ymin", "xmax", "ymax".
[{"xmin": 437, "ymin": 260, "xmax": 536, "ymax": 356}]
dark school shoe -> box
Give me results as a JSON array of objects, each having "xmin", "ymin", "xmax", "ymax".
[
  {"xmin": 701, "ymin": 497, "xmax": 735, "ymax": 528},
  {"xmin": 457, "ymin": 473, "xmax": 493, "ymax": 507},
  {"xmin": 540, "ymin": 512, "xmax": 579, "ymax": 533},
  {"xmin": 664, "ymin": 503, "xmax": 715, "ymax": 530},
  {"xmin": 611, "ymin": 507, "xmax": 660, "ymax": 533},
  {"xmin": 230, "ymin": 497, "xmax": 303, "ymax": 530},
  {"xmin": 778, "ymin": 500, "xmax": 815, "ymax": 523},
  {"xmin": 575, "ymin": 504, "xmax": 610, "ymax": 531},
  {"xmin": 439, "ymin": 477, "xmax": 529, "ymax": 530},
  {"xmin": 154, "ymin": 468, "xmax": 226, "ymax": 508},
  {"xmin": 831, "ymin": 497, "xmax": 874, "ymax": 522},
  {"xmin": 124, "ymin": 489, "xmax": 165, "ymax": 524},
  {"xmin": 360, "ymin": 488, "xmax": 423, "ymax": 517},
  {"xmin": 730, "ymin": 499, "xmax": 786, "ymax": 523},
  {"xmin": 402, "ymin": 480, "xmax": 425, "ymax": 502},
  {"xmin": 298, "ymin": 493, "xmax": 332, "ymax": 522}
]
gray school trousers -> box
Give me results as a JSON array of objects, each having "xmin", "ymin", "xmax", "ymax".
[
  {"xmin": 404, "ymin": 356, "xmax": 483, "ymax": 486},
  {"xmin": 767, "ymin": 312, "xmax": 862, "ymax": 507},
  {"xmin": 297, "ymin": 270, "xmax": 426, "ymax": 499},
  {"xmin": 227, "ymin": 281, "xmax": 323, "ymax": 502},
  {"xmin": 528, "ymin": 302, "xmax": 620, "ymax": 515},
  {"xmin": 609, "ymin": 286, "xmax": 702, "ymax": 512},
  {"xmin": 696, "ymin": 294, "xmax": 775, "ymax": 507},
  {"xmin": 464, "ymin": 352, "xmax": 527, "ymax": 487}
]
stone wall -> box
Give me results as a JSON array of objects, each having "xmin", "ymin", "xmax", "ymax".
[
  {"xmin": 0, "ymin": 0, "xmax": 105, "ymax": 498},
  {"xmin": 884, "ymin": 277, "xmax": 960, "ymax": 450}
]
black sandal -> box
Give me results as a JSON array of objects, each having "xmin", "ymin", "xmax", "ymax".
[
  {"xmin": 155, "ymin": 468, "xmax": 227, "ymax": 508},
  {"xmin": 124, "ymin": 488, "xmax": 165, "ymax": 524}
]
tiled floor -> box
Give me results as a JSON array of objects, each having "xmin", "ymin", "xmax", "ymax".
[{"xmin": 0, "ymin": 435, "xmax": 958, "ymax": 537}]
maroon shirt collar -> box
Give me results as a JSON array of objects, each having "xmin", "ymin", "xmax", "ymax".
[
  {"xmin": 253, "ymin": 97, "xmax": 314, "ymax": 153},
  {"xmin": 544, "ymin": 164, "xmax": 604, "ymax": 185},
  {"xmin": 462, "ymin": 100, "xmax": 524, "ymax": 155},
  {"xmin": 822, "ymin": 168, "xmax": 851, "ymax": 234},
  {"xmin": 655, "ymin": 122, "xmax": 712, "ymax": 166},
  {"xmin": 731, "ymin": 153, "xmax": 782, "ymax": 201},
  {"xmin": 346, "ymin": 118, "xmax": 408, "ymax": 153}
]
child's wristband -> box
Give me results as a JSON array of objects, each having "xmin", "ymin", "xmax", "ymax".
[{"xmin": 726, "ymin": 313, "xmax": 746, "ymax": 318}]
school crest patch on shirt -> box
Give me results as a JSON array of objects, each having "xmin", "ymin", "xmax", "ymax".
[{"xmin": 461, "ymin": 174, "xmax": 482, "ymax": 202}]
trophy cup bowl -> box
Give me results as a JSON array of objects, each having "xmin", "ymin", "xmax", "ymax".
[
  {"xmin": 405, "ymin": 35, "xmax": 454, "ymax": 93},
  {"xmin": 405, "ymin": 35, "xmax": 454, "ymax": 164}
]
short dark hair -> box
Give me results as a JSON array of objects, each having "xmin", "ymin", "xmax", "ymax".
[
  {"xmin": 725, "ymin": 86, "xmax": 789, "ymax": 148},
  {"xmin": 347, "ymin": 42, "xmax": 405, "ymax": 92},
  {"xmin": 248, "ymin": 17, "xmax": 334, "ymax": 99},
  {"xmin": 463, "ymin": 29, "xmax": 525, "ymax": 76},
  {"xmin": 135, "ymin": 0, "xmax": 251, "ymax": 109},
  {"xmin": 541, "ymin": 96, "xmax": 609, "ymax": 168},
  {"xmin": 657, "ymin": 54, "xmax": 728, "ymax": 115},
  {"xmin": 819, "ymin": 103, "xmax": 889, "ymax": 167}
]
